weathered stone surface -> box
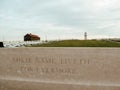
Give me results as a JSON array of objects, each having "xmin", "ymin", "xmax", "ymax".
[{"xmin": 0, "ymin": 47, "xmax": 120, "ymax": 90}]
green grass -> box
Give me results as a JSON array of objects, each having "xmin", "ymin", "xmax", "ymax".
[{"xmin": 26, "ymin": 39, "xmax": 120, "ymax": 47}]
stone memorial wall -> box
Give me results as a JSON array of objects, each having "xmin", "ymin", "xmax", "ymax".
[{"xmin": 0, "ymin": 48, "xmax": 120, "ymax": 90}]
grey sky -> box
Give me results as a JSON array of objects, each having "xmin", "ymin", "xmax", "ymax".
[{"xmin": 0, "ymin": 0, "xmax": 120, "ymax": 41}]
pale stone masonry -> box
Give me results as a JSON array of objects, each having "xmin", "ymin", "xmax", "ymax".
[{"xmin": 0, "ymin": 47, "xmax": 120, "ymax": 90}]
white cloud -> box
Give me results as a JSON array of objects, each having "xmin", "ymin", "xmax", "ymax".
[{"xmin": 0, "ymin": 0, "xmax": 120, "ymax": 41}]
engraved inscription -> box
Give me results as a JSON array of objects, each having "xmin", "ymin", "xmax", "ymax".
[
  {"xmin": 12, "ymin": 57, "xmax": 90, "ymax": 65},
  {"xmin": 20, "ymin": 66, "xmax": 76, "ymax": 75},
  {"xmin": 10, "ymin": 56, "xmax": 90, "ymax": 76},
  {"xmin": 13, "ymin": 57, "xmax": 32, "ymax": 63}
]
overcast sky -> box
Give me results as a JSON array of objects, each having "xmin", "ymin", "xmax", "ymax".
[{"xmin": 0, "ymin": 0, "xmax": 120, "ymax": 41}]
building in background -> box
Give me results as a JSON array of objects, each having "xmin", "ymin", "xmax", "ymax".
[
  {"xmin": 24, "ymin": 33, "xmax": 40, "ymax": 41},
  {"xmin": 84, "ymin": 32, "xmax": 87, "ymax": 40}
]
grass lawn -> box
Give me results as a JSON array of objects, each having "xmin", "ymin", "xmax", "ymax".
[{"xmin": 26, "ymin": 39, "xmax": 120, "ymax": 47}]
